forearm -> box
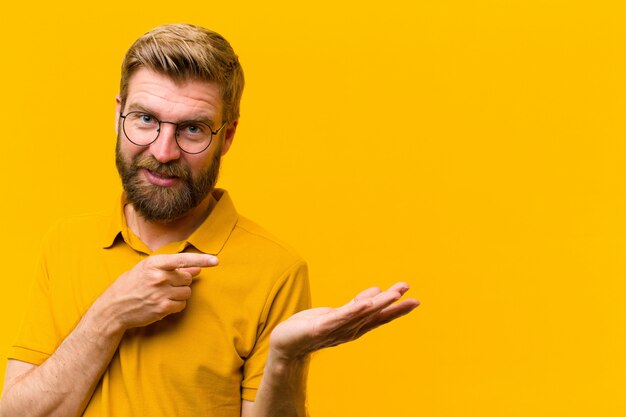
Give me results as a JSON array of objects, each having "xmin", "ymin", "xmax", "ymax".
[
  {"xmin": 250, "ymin": 349, "xmax": 309, "ymax": 417},
  {"xmin": 0, "ymin": 301, "xmax": 125, "ymax": 417}
]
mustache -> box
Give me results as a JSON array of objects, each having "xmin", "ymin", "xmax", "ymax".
[{"xmin": 132, "ymin": 155, "xmax": 191, "ymax": 180}]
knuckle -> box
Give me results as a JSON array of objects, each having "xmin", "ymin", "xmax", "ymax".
[
  {"xmin": 149, "ymin": 269, "xmax": 168, "ymax": 284},
  {"xmin": 181, "ymin": 286, "xmax": 192, "ymax": 299},
  {"xmin": 142, "ymin": 256, "xmax": 158, "ymax": 268},
  {"xmin": 176, "ymin": 258, "xmax": 188, "ymax": 270},
  {"xmin": 157, "ymin": 300, "xmax": 173, "ymax": 315},
  {"xmin": 175, "ymin": 253, "xmax": 194, "ymax": 268},
  {"xmin": 146, "ymin": 292, "xmax": 162, "ymax": 306},
  {"xmin": 175, "ymin": 300, "xmax": 187, "ymax": 313},
  {"xmin": 137, "ymin": 261, "xmax": 154, "ymax": 278},
  {"xmin": 181, "ymin": 272, "xmax": 194, "ymax": 285}
]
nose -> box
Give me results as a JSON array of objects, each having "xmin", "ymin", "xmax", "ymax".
[{"xmin": 150, "ymin": 122, "xmax": 181, "ymax": 163}]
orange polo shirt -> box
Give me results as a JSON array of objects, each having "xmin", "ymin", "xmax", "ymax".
[{"xmin": 9, "ymin": 189, "xmax": 311, "ymax": 416}]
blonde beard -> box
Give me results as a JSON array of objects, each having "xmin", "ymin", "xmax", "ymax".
[{"xmin": 115, "ymin": 138, "xmax": 222, "ymax": 223}]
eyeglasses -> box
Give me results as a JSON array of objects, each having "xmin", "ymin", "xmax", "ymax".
[{"xmin": 119, "ymin": 111, "xmax": 226, "ymax": 154}]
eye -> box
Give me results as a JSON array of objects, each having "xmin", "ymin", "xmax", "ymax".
[
  {"xmin": 137, "ymin": 113, "xmax": 156, "ymax": 125},
  {"xmin": 128, "ymin": 112, "xmax": 158, "ymax": 128},
  {"xmin": 180, "ymin": 122, "xmax": 209, "ymax": 137}
]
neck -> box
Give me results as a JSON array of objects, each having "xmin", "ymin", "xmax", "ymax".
[{"xmin": 125, "ymin": 194, "xmax": 213, "ymax": 252}]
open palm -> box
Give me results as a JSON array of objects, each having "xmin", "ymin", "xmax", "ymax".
[{"xmin": 269, "ymin": 282, "xmax": 420, "ymax": 359}]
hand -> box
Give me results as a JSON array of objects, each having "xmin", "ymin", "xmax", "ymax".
[
  {"xmin": 269, "ymin": 282, "xmax": 419, "ymax": 360},
  {"xmin": 94, "ymin": 253, "xmax": 218, "ymax": 331}
]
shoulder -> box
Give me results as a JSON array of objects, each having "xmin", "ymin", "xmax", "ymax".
[
  {"xmin": 236, "ymin": 215, "xmax": 301, "ymax": 256},
  {"xmin": 229, "ymin": 214, "xmax": 305, "ymax": 269},
  {"xmin": 226, "ymin": 215, "xmax": 311, "ymax": 313},
  {"xmin": 41, "ymin": 210, "xmax": 112, "ymax": 251}
]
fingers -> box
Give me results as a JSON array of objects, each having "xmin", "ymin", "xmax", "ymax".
[
  {"xmin": 350, "ymin": 282, "xmax": 409, "ymax": 305},
  {"xmin": 168, "ymin": 285, "xmax": 192, "ymax": 301},
  {"xmin": 352, "ymin": 286, "xmax": 382, "ymax": 303},
  {"xmin": 351, "ymin": 284, "xmax": 419, "ymax": 335},
  {"xmin": 144, "ymin": 254, "xmax": 215, "ymax": 285},
  {"xmin": 358, "ymin": 298, "xmax": 420, "ymax": 334},
  {"xmin": 373, "ymin": 298, "xmax": 420, "ymax": 322},
  {"xmin": 168, "ymin": 299, "xmax": 188, "ymax": 314},
  {"xmin": 386, "ymin": 282, "xmax": 411, "ymax": 295},
  {"xmin": 111, "ymin": 254, "xmax": 216, "ymax": 329},
  {"xmin": 348, "ymin": 283, "xmax": 408, "ymax": 312},
  {"xmin": 176, "ymin": 267, "xmax": 202, "ymax": 279},
  {"xmin": 170, "ymin": 269, "xmax": 194, "ymax": 287},
  {"xmin": 148, "ymin": 253, "xmax": 219, "ymax": 271},
  {"xmin": 334, "ymin": 282, "xmax": 418, "ymax": 327}
]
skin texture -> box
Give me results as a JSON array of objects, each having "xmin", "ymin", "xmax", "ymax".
[{"xmin": 0, "ymin": 69, "xmax": 419, "ymax": 417}]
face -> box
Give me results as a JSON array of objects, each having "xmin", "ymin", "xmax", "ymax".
[{"xmin": 115, "ymin": 68, "xmax": 236, "ymax": 223}]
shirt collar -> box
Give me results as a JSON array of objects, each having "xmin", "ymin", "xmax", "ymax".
[{"xmin": 102, "ymin": 188, "xmax": 239, "ymax": 255}]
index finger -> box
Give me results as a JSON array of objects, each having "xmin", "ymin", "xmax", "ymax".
[{"xmin": 148, "ymin": 253, "xmax": 219, "ymax": 270}]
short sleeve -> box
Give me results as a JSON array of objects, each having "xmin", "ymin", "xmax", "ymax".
[
  {"xmin": 241, "ymin": 260, "xmax": 311, "ymax": 401},
  {"xmin": 7, "ymin": 227, "xmax": 62, "ymax": 365}
]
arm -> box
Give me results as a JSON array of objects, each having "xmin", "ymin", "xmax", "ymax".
[
  {"xmin": 242, "ymin": 282, "xmax": 419, "ymax": 417},
  {"xmin": 0, "ymin": 253, "xmax": 218, "ymax": 417},
  {"xmin": 240, "ymin": 352, "xmax": 309, "ymax": 417},
  {"xmin": 0, "ymin": 302, "xmax": 125, "ymax": 417}
]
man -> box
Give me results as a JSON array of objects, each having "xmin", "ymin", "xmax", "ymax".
[{"xmin": 0, "ymin": 24, "xmax": 418, "ymax": 417}]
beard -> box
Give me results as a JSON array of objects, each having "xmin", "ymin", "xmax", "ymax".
[{"xmin": 115, "ymin": 137, "xmax": 222, "ymax": 223}]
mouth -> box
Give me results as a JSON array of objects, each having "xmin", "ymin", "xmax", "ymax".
[
  {"xmin": 150, "ymin": 170, "xmax": 177, "ymax": 179},
  {"xmin": 143, "ymin": 168, "xmax": 181, "ymax": 187}
]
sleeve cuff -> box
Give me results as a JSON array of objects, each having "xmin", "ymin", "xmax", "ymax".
[
  {"xmin": 6, "ymin": 345, "xmax": 50, "ymax": 366},
  {"xmin": 241, "ymin": 386, "xmax": 258, "ymax": 402}
]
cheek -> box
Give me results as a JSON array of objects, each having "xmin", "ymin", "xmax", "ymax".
[
  {"xmin": 118, "ymin": 136, "xmax": 146, "ymax": 161},
  {"xmin": 187, "ymin": 149, "xmax": 218, "ymax": 172},
  {"xmin": 187, "ymin": 158, "xmax": 211, "ymax": 176}
]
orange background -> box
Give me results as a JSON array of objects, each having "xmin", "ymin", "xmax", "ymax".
[{"xmin": 1, "ymin": 1, "xmax": 625, "ymax": 416}]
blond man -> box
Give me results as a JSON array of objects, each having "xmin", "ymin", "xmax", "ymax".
[{"xmin": 0, "ymin": 24, "xmax": 418, "ymax": 417}]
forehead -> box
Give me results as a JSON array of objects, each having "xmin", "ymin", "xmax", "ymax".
[{"xmin": 125, "ymin": 68, "xmax": 223, "ymax": 120}]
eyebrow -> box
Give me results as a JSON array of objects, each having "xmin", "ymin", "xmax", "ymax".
[{"xmin": 124, "ymin": 103, "xmax": 216, "ymax": 126}]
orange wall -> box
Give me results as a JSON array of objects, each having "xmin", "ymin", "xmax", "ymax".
[{"xmin": 0, "ymin": 1, "xmax": 625, "ymax": 416}]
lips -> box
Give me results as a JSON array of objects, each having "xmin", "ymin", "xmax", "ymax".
[
  {"xmin": 143, "ymin": 168, "xmax": 180, "ymax": 187},
  {"xmin": 150, "ymin": 170, "xmax": 177, "ymax": 179}
]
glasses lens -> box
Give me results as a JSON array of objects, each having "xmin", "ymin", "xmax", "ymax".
[
  {"xmin": 176, "ymin": 121, "xmax": 213, "ymax": 154},
  {"xmin": 123, "ymin": 112, "xmax": 159, "ymax": 145}
]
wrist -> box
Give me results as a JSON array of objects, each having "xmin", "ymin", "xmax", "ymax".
[
  {"xmin": 266, "ymin": 348, "xmax": 309, "ymax": 375},
  {"xmin": 261, "ymin": 349, "xmax": 309, "ymax": 401},
  {"xmin": 253, "ymin": 349, "xmax": 309, "ymax": 417},
  {"xmin": 85, "ymin": 296, "xmax": 126, "ymax": 338}
]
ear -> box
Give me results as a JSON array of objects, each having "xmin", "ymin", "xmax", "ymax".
[
  {"xmin": 220, "ymin": 120, "xmax": 238, "ymax": 156},
  {"xmin": 115, "ymin": 94, "xmax": 122, "ymax": 135}
]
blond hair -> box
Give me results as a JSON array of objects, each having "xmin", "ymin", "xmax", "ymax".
[{"xmin": 119, "ymin": 23, "xmax": 244, "ymax": 122}]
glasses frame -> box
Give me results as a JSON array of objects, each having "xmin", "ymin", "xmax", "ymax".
[{"xmin": 119, "ymin": 111, "xmax": 226, "ymax": 155}]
